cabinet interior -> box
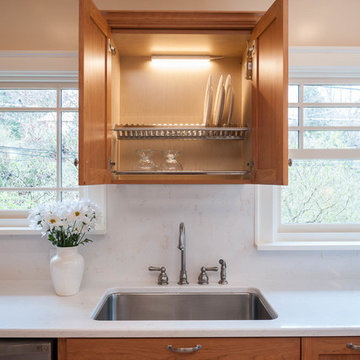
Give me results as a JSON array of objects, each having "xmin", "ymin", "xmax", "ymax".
[{"xmin": 110, "ymin": 31, "xmax": 254, "ymax": 183}]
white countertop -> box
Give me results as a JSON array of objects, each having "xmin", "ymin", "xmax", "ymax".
[{"xmin": 1, "ymin": 280, "xmax": 360, "ymax": 338}]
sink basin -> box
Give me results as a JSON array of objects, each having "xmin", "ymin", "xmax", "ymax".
[{"xmin": 93, "ymin": 289, "xmax": 277, "ymax": 321}]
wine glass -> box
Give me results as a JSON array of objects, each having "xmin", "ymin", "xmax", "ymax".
[
  {"xmin": 161, "ymin": 150, "xmax": 183, "ymax": 171},
  {"xmin": 136, "ymin": 149, "xmax": 157, "ymax": 171}
]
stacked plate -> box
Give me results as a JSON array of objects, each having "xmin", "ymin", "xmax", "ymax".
[
  {"xmin": 202, "ymin": 74, "xmax": 233, "ymax": 127},
  {"xmin": 202, "ymin": 75, "xmax": 213, "ymax": 126}
]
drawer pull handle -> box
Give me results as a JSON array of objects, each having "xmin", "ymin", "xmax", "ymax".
[
  {"xmin": 167, "ymin": 345, "xmax": 202, "ymax": 353},
  {"xmin": 347, "ymin": 343, "xmax": 360, "ymax": 350}
]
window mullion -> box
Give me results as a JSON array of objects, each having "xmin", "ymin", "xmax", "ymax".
[
  {"xmin": 0, "ymin": 107, "xmax": 58, "ymax": 112},
  {"xmin": 56, "ymin": 86, "xmax": 62, "ymax": 201},
  {"xmin": 276, "ymin": 186, "xmax": 282, "ymax": 233},
  {"xmin": 303, "ymin": 126, "xmax": 360, "ymax": 131},
  {"xmin": 299, "ymin": 83, "xmax": 304, "ymax": 149},
  {"xmin": 289, "ymin": 148, "xmax": 360, "ymax": 160},
  {"xmin": 301, "ymin": 102, "xmax": 360, "ymax": 107},
  {"xmin": 0, "ymin": 187, "xmax": 75, "ymax": 191}
]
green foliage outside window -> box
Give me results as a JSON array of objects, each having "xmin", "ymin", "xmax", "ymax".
[
  {"xmin": 282, "ymin": 84, "xmax": 360, "ymax": 225},
  {"xmin": 0, "ymin": 88, "xmax": 79, "ymax": 210}
]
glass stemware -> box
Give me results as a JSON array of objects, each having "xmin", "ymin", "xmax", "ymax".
[
  {"xmin": 161, "ymin": 150, "xmax": 183, "ymax": 171},
  {"xmin": 136, "ymin": 149, "xmax": 157, "ymax": 171}
]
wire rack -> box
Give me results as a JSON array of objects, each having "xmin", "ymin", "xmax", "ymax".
[
  {"xmin": 113, "ymin": 125, "xmax": 249, "ymax": 140},
  {"xmin": 113, "ymin": 170, "xmax": 250, "ymax": 176}
]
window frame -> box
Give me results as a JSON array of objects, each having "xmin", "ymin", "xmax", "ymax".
[
  {"xmin": 0, "ymin": 82, "xmax": 106, "ymax": 235},
  {"xmin": 256, "ymin": 78, "xmax": 360, "ymax": 250}
]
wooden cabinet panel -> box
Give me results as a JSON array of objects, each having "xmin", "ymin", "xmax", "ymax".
[
  {"xmin": 251, "ymin": 0, "xmax": 288, "ymax": 185},
  {"xmin": 79, "ymin": 0, "xmax": 112, "ymax": 185},
  {"xmin": 101, "ymin": 11, "xmax": 263, "ymax": 31},
  {"xmin": 61, "ymin": 337, "xmax": 300, "ymax": 360},
  {"xmin": 302, "ymin": 337, "xmax": 360, "ymax": 359},
  {"xmin": 79, "ymin": 0, "xmax": 288, "ymax": 185}
]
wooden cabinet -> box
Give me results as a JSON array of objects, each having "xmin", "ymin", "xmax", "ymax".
[
  {"xmin": 59, "ymin": 337, "xmax": 300, "ymax": 360},
  {"xmin": 302, "ymin": 337, "xmax": 360, "ymax": 359},
  {"xmin": 79, "ymin": 0, "xmax": 288, "ymax": 185}
]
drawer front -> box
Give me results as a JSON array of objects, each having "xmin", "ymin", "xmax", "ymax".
[
  {"xmin": 302, "ymin": 337, "xmax": 360, "ymax": 359},
  {"xmin": 64, "ymin": 338, "xmax": 300, "ymax": 360}
]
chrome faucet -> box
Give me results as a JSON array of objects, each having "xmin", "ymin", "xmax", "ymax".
[{"xmin": 178, "ymin": 222, "xmax": 188, "ymax": 285}]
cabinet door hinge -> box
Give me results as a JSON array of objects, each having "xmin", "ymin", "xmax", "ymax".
[
  {"xmin": 245, "ymin": 40, "xmax": 255, "ymax": 80},
  {"xmin": 108, "ymin": 39, "xmax": 117, "ymax": 56}
]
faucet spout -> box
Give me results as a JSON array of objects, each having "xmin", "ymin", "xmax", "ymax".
[
  {"xmin": 178, "ymin": 222, "xmax": 185, "ymax": 251},
  {"xmin": 178, "ymin": 222, "xmax": 188, "ymax": 285}
]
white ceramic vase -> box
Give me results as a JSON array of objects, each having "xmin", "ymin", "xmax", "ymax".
[{"xmin": 50, "ymin": 246, "xmax": 84, "ymax": 296}]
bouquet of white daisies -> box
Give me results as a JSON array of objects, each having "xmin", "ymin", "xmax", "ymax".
[{"xmin": 28, "ymin": 199, "xmax": 98, "ymax": 247}]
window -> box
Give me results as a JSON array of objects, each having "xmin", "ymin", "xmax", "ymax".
[
  {"xmin": 256, "ymin": 79, "xmax": 360, "ymax": 250},
  {"xmin": 0, "ymin": 84, "xmax": 81, "ymax": 231}
]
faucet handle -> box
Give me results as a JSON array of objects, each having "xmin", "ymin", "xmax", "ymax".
[
  {"xmin": 148, "ymin": 266, "xmax": 169, "ymax": 285},
  {"xmin": 198, "ymin": 266, "xmax": 218, "ymax": 285},
  {"xmin": 205, "ymin": 266, "xmax": 218, "ymax": 272}
]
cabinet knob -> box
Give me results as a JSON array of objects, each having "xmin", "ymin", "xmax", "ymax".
[
  {"xmin": 73, "ymin": 158, "xmax": 79, "ymax": 167},
  {"xmin": 288, "ymin": 158, "xmax": 293, "ymax": 167}
]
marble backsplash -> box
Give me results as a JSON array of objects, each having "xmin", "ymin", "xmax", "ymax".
[{"xmin": 1, "ymin": 185, "xmax": 360, "ymax": 288}]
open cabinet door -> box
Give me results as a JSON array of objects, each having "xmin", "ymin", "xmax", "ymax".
[
  {"xmin": 79, "ymin": 0, "xmax": 112, "ymax": 185},
  {"xmin": 251, "ymin": 0, "xmax": 288, "ymax": 185}
]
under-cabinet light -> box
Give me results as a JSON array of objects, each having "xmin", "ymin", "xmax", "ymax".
[{"xmin": 151, "ymin": 55, "xmax": 211, "ymax": 68}]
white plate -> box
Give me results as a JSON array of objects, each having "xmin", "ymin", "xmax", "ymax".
[
  {"xmin": 212, "ymin": 75, "xmax": 225, "ymax": 127},
  {"xmin": 221, "ymin": 74, "xmax": 233, "ymax": 127},
  {"xmin": 202, "ymin": 74, "xmax": 213, "ymax": 126}
]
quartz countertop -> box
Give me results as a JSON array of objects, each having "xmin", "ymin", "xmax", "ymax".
[{"xmin": 1, "ymin": 280, "xmax": 360, "ymax": 337}]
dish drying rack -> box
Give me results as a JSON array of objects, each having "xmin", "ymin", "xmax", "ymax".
[
  {"xmin": 113, "ymin": 124, "xmax": 249, "ymax": 140},
  {"xmin": 112, "ymin": 124, "xmax": 251, "ymax": 177}
]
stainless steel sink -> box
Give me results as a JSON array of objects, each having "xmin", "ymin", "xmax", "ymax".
[{"xmin": 93, "ymin": 289, "xmax": 277, "ymax": 321}]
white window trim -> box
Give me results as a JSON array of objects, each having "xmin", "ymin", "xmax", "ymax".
[
  {"xmin": 0, "ymin": 185, "xmax": 107, "ymax": 235},
  {"xmin": 0, "ymin": 74, "xmax": 106, "ymax": 235},
  {"xmin": 256, "ymin": 75, "xmax": 360, "ymax": 250},
  {"xmin": 255, "ymin": 186, "xmax": 360, "ymax": 251}
]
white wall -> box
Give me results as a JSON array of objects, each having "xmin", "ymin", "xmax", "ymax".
[
  {"xmin": 1, "ymin": 0, "xmax": 360, "ymax": 287},
  {"xmin": 0, "ymin": 0, "xmax": 78, "ymax": 51},
  {"xmin": 84, "ymin": 186, "xmax": 360, "ymax": 287},
  {"xmin": 1, "ymin": 185, "xmax": 360, "ymax": 287},
  {"xmin": 2, "ymin": 0, "xmax": 360, "ymax": 50}
]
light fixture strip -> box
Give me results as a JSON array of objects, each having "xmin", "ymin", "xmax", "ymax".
[{"xmin": 151, "ymin": 55, "xmax": 211, "ymax": 63}]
